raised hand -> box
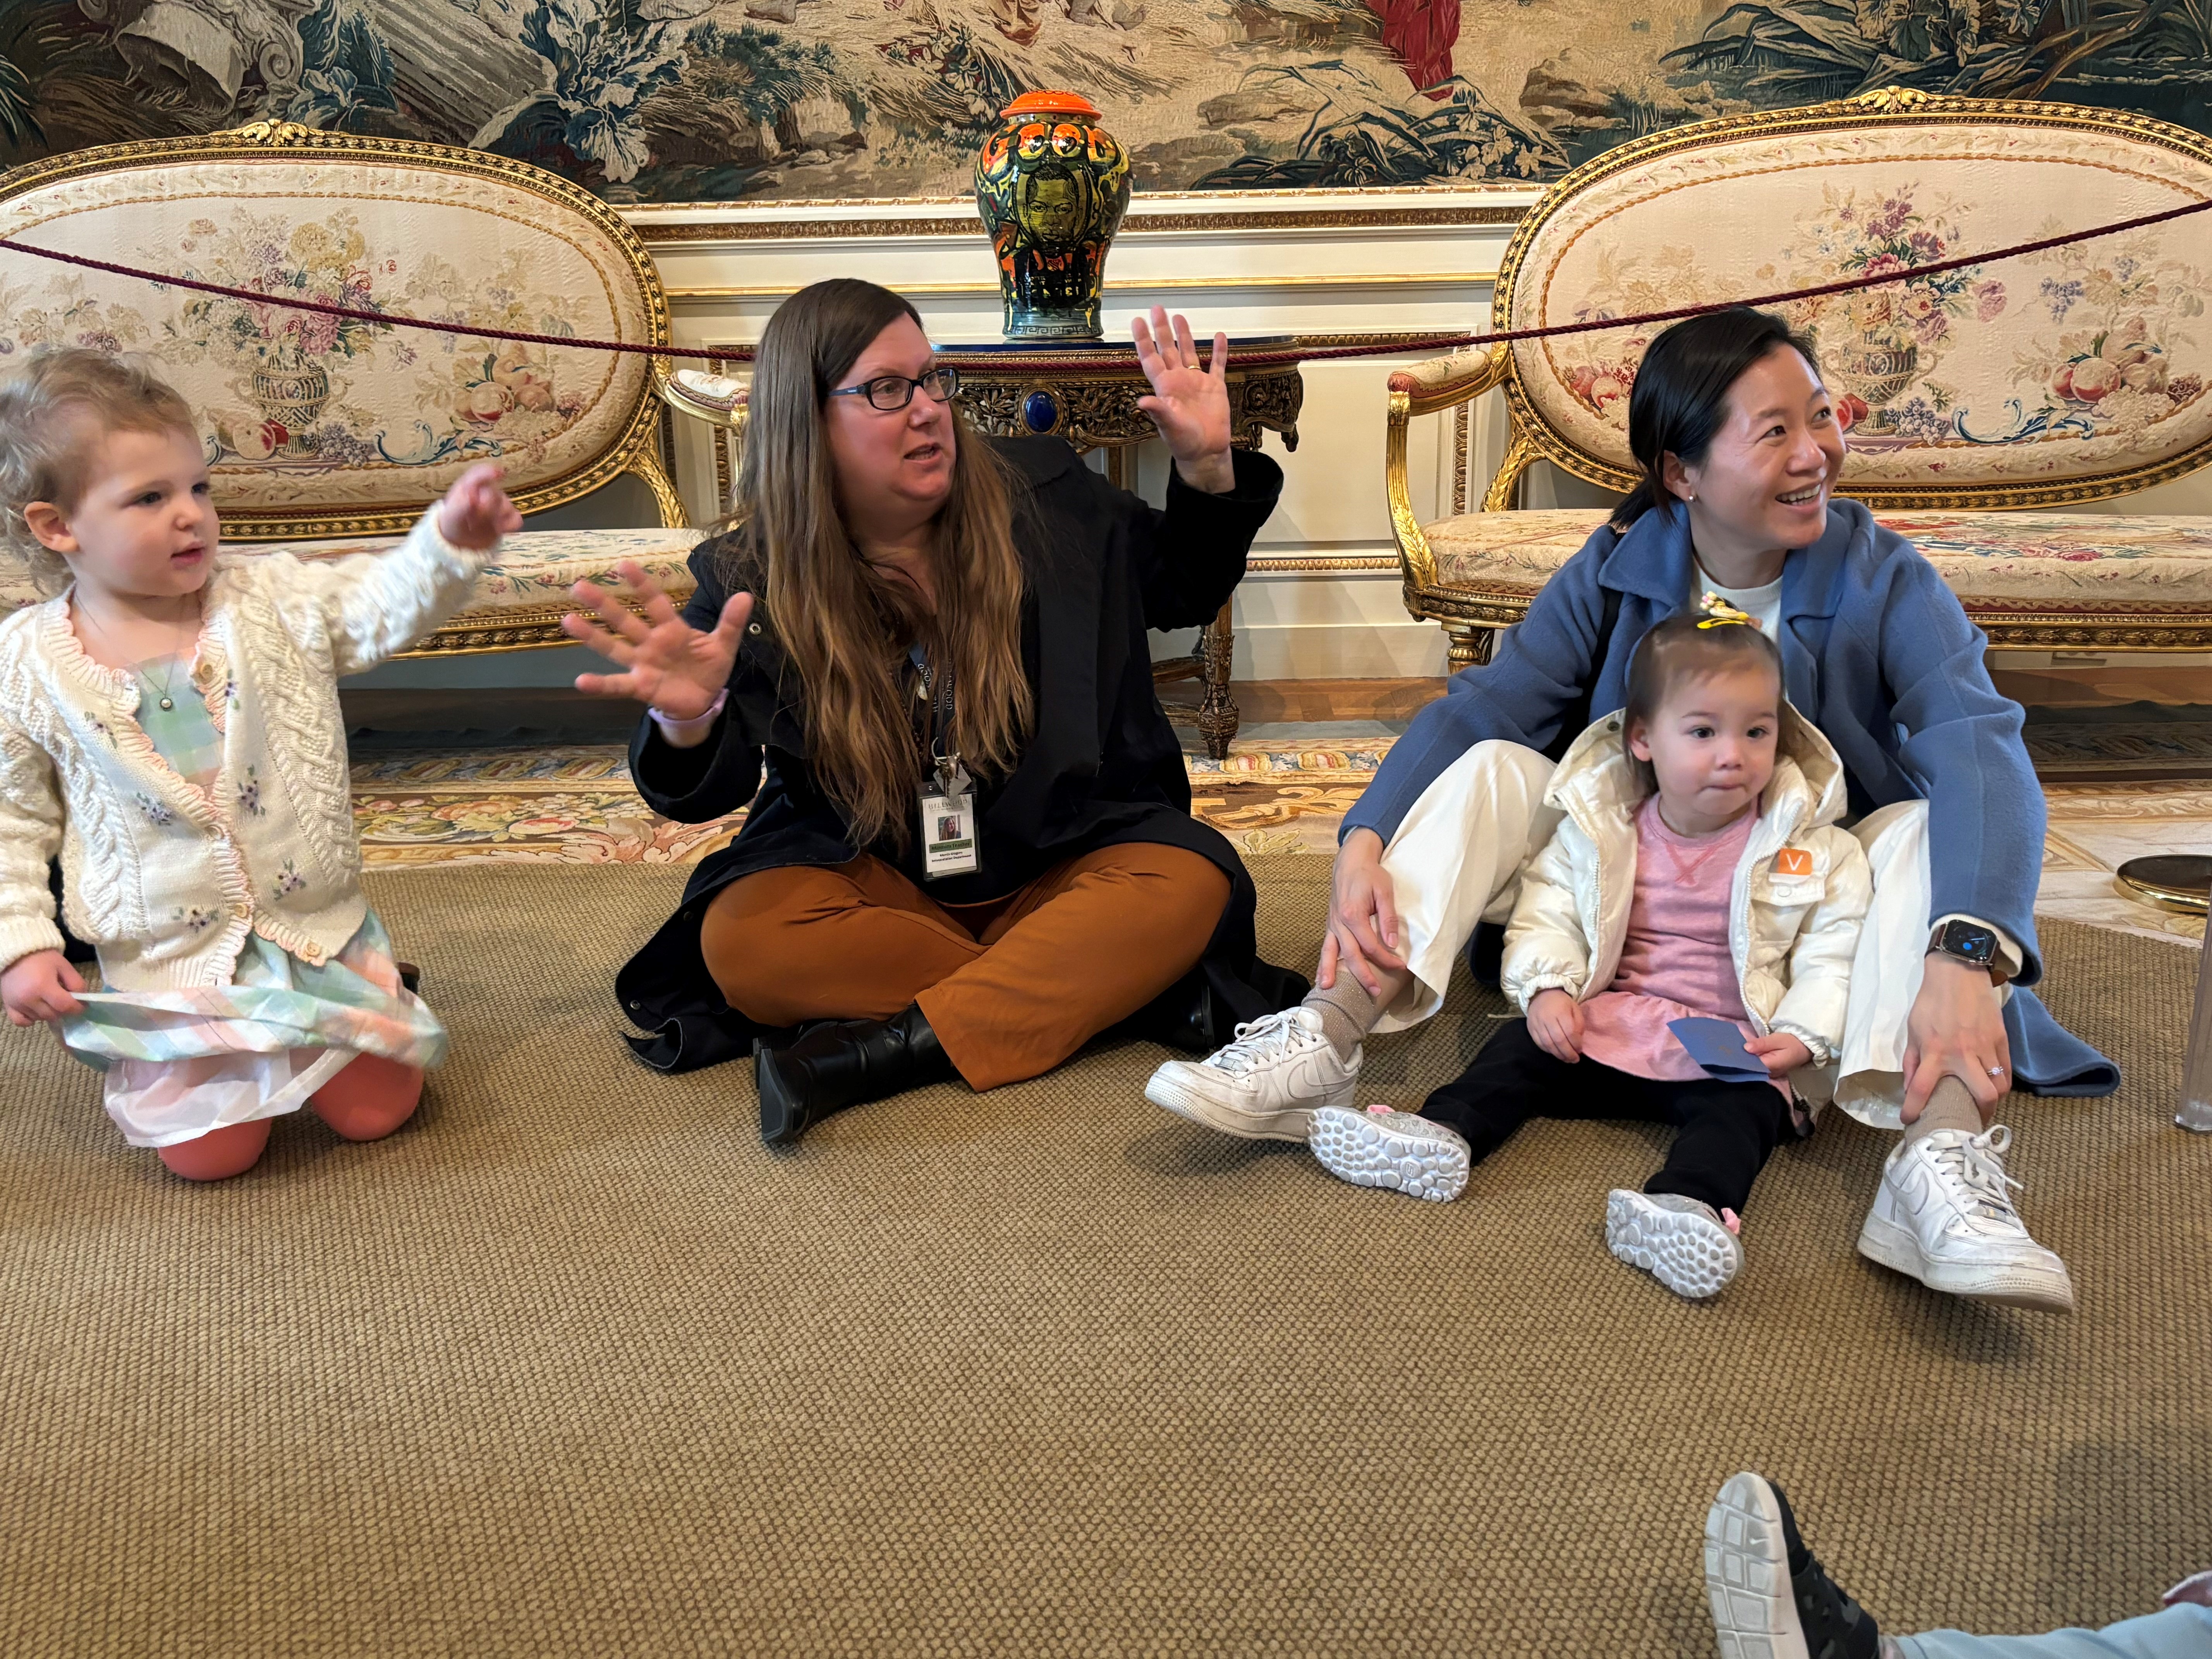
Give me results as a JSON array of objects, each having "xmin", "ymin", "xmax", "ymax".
[
  {"xmin": 1132, "ymin": 305, "xmax": 1235, "ymax": 493},
  {"xmin": 2, "ymin": 949, "xmax": 85, "ymax": 1027},
  {"xmin": 436, "ymin": 462, "xmax": 524, "ymax": 551},
  {"xmin": 561, "ymin": 558, "xmax": 753, "ymax": 723}
]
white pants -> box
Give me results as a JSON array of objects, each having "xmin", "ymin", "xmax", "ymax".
[{"xmin": 1371, "ymin": 742, "xmax": 1988, "ymax": 1127}]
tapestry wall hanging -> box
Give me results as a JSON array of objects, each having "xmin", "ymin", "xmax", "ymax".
[{"xmin": 3, "ymin": 0, "xmax": 2208, "ymax": 204}]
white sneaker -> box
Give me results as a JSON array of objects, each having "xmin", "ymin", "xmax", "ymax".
[
  {"xmin": 1308, "ymin": 1104, "xmax": 1470, "ymax": 1202},
  {"xmin": 1143, "ymin": 1007, "xmax": 1359, "ymax": 1141},
  {"xmin": 1606, "ymin": 1190, "xmax": 1744, "ymax": 1299},
  {"xmin": 1857, "ymin": 1125, "xmax": 2075, "ymax": 1312}
]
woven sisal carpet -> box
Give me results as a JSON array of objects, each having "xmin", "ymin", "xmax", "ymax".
[{"xmin": 2, "ymin": 860, "xmax": 2207, "ymax": 1655}]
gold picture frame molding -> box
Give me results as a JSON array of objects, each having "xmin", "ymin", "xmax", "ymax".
[{"xmin": 628, "ymin": 186, "xmax": 1534, "ymax": 243}]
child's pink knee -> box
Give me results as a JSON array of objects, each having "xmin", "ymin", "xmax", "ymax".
[
  {"xmin": 157, "ymin": 1118, "xmax": 272, "ymax": 1182},
  {"xmin": 308, "ymin": 1054, "xmax": 424, "ymax": 1142}
]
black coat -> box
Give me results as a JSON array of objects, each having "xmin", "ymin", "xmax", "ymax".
[{"xmin": 614, "ymin": 437, "xmax": 1308, "ymax": 1073}]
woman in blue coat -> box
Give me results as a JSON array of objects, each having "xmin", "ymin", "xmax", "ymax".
[{"xmin": 1146, "ymin": 307, "xmax": 2116, "ymax": 1313}]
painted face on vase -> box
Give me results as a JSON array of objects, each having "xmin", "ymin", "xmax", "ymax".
[{"xmin": 1021, "ymin": 170, "xmax": 1085, "ymax": 249}]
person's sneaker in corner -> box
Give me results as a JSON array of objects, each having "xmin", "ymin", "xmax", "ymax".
[
  {"xmin": 1308, "ymin": 1104, "xmax": 1470, "ymax": 1201},
  {"xmin": 1142, "ymin": 1007, "xmax": 1358, "ymax": 1141},
  {"xmin": 1705, "ymin": 1471, "xmax": 1882, "ymax": 1659},
  {"xmin": 1606, "ymin": 1189, "xmax": 1744, "ymax": 1299},
  {"xmin": 1856, "ymin": 1125, "xmax": 2075, "ymax": 1312}
]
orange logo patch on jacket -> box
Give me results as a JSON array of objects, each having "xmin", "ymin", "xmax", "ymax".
[{"xmin": 1774, "ymin": 847, "xmax": 1814, "ymax": 876}]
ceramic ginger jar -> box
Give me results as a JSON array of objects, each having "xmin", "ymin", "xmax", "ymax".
[{"xmin": 973, "ymin": 90, "xmax": 1131, "ymax": 342}]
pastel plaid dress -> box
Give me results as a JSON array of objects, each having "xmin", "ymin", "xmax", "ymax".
[{"xmin": 58, "ymin": 657, "xmax": 446, "ymax": 1149}]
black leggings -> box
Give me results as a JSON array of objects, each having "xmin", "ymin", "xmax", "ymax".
[{"xmin": 1422, "ymin": 1018, "xmax": 1793, "ymax": 1216}]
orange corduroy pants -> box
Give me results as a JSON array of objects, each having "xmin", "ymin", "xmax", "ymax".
[{"xmin": 701, "ymin": 844, "xmax": 1231, "ymax": 1090}]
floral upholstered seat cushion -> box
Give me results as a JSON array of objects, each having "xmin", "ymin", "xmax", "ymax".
[
  {"xmin": 0, "ymin": 528, "xmax": 705, "ymax": 653},
  {"xmin": 1424, "ymin": 510, "xmax": 2212, "ymax": 618},
  {"xmin": 1496, "ymin": 103, "xmax": 2212, "ymax": 502}
]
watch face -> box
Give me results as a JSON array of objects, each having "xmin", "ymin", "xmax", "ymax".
[{"xmin": 1943, "ymin": 922, "xmax": 1997, "ymax": 962}]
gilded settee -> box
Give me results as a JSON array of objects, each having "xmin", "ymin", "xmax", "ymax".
[
  {"xmin": 0, "ymin": 120, "xmax": 702, "ymax": 652},
  {"xmin": 1387, "ymin": 88, "xmax": 2212, "ymax": 669}
]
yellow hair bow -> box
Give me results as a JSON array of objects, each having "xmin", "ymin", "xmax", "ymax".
[{"xmin": 1696, "ymin": 592, "xmax": 1761, "ymax": 630}]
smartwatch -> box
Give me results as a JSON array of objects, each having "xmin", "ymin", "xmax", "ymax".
[{"xmin": 1928, "ymin": 918, "xmax": 1999, "ymax": 972}]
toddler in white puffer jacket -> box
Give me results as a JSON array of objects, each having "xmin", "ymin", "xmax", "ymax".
[
  {"xmin": 1309, "ymin": 603, "xmax": 1872, "ymax": 1299},
  {"xmin": 0, "ymin": 349, "xmax": 520, "ymax": 1182}
]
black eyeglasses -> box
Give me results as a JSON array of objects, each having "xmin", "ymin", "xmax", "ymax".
[{"xmin": 829, "ymin": 365, "xmax": 962, "ymax": 412}]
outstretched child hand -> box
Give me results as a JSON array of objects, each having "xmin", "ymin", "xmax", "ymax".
[
  {"xmin": 1745, "ymin": 1032, "xmax": 1812, "ymax": 1077},
  {"xmin": 1527, "ymin": 988, "xmax": 1583, "ymax": 1064},
  {"xmin": 2, "ymin": 950, "xmax": 85, "ymax": 1026},
  {"xmin": 436, "ymin": 463, "xmax": 524, "ymax": 551}
]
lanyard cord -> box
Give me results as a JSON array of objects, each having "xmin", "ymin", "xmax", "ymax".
[{"xmin": 908, "ymin": 642, "xmax": 957, "ymax": 778}]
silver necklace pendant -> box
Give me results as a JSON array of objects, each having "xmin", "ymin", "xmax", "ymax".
[{"xmin": 158, "ymin": 696, "xmax": 175, "ymax": 711}]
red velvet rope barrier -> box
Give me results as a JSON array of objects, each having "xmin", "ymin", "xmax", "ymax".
[{"xmin": 2, "ymin": 193, "xmax": 2208, "ymax": 369}]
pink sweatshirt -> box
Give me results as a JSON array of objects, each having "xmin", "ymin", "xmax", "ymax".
[{"xmin": 1577, "ymin": 796, "xmax": 1787, "ymax": 1098}]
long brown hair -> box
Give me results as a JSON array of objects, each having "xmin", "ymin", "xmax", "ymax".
[{"xmin": 728, "ymin": 279, "xmax": 1030, "ymax": 847}]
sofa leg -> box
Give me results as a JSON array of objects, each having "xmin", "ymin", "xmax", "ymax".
[
  {"xmin": 1196, "ymin": 602, "xmax": 1239, "ymax": 761},
  {"xmin": 1443, "ymin": 622, "xmax": 1493, "ymax": 674}
]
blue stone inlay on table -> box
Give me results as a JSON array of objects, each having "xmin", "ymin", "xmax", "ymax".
[{"xmin": 1022, "ymin": 390, "xmax": 1061, "ymax": 434}]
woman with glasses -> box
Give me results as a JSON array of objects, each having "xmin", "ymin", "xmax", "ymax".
[{"xmin": 563, "ymin": 278, "xmax": 1301, "ymax": 1145}]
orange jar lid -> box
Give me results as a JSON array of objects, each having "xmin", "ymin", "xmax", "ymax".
[{"xmin": 999, "ymin": 89, "xmax": 1101, "ymax": 119}]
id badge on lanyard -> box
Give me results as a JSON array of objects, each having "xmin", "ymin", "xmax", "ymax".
[
  {"xmin": 920, "ymin": 758, "xmax": 978, "ymax": 879},
  {"xmin": 913, "ymin": 645, "xmax": 979, "ymax": 879}
]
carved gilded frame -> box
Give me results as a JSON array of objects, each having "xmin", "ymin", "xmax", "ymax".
[
  {"xmin": 0, "ymin": 119, "xmax": 686, "ymax": 543},
  {"xmin": 1384, "ymin": 88, "xmax": 2212, "ymax": 665}
]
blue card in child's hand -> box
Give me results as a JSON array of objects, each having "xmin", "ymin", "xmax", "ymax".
[{"xmin": 1667, "ymin": 1017, "xmax": 1773, "ymax": 1084}]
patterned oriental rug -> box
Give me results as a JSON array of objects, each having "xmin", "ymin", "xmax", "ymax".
[
  {"xmin": 350, "ymin": 738, "xmax": 1398, "ymax": 867},
  {"xmin": 348, "ymin": 735, "xmax": 2212, "ymax": 945},
  {"xmin": 1, "ymin": 862, "xmax": 2203, "ymax": 1655}
]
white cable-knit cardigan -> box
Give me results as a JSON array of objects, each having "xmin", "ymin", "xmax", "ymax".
[{"xmin": 0, "ymin": 512, "xmax": 492, "ymax": 990}]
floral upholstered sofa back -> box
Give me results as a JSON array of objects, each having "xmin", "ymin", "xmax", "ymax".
[
  {"xmin": 1498, "ymin": 91, "xmax": 2212, "ymax": 509},
  {"xmin": 0, "ymin": 123, "xmax": 675, "ymax": 539}
]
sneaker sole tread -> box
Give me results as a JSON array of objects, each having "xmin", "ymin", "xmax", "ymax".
[
  {"xmin": 1308, "ymin": 1107, "xmax": 1469, "ymax": 1202},
  {"xmin": 1703, "ymin": 1473, "xmax": 1810, "ymax": 1659},
  {"xmin": 1606, "ymin": 1191, "xmax": 1741, "ymax": 1300}
]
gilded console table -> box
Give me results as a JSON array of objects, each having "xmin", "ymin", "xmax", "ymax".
[{"xmin": 938, "ymin": 335, "xmax": 1302, "ymax": 759}]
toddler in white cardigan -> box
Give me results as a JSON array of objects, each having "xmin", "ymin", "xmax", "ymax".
[{"xmin": 0, "ymin": 349, "xmax": 520, "ymax": 1181}]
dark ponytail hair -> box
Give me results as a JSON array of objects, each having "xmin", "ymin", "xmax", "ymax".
[{"xmin": 1610, "ymin": 308, "xmax": 1823, "ymax": 532}]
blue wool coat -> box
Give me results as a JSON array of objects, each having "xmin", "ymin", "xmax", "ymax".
[{"xmin": 1343, "ymin": 498, "xmax": 2117, "ymax": 1096}]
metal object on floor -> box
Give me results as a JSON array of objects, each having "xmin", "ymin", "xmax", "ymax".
[
  {"xmin": 2116, "ymin": 854, "xmax": 2212, "ymax": 915},
  {"xmin": 2182, "ymin": 900, "xmax": 2212, "ymax": 1133}
]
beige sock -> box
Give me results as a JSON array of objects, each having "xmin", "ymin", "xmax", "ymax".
[
  {"xmin": 1302, "ymin": 977, "xmax": 1378, "ymax": 1060},
  {"xmin": 1902, "ymin": 1074, "xmax": 1985, "ymax": 1146}
]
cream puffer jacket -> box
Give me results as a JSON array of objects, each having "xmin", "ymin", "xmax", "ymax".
[
  {"xmin": 1501, "ymin": 702, "xmax": 1874, "ymax": 1067},
  {"xmin": 0, "ymin": 512, "xmax": 490, "ymax": 991}
]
